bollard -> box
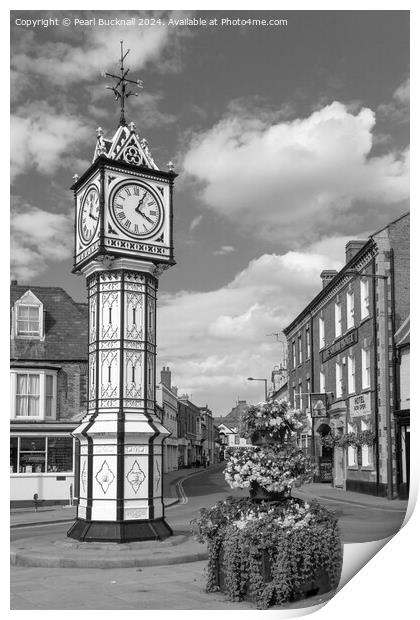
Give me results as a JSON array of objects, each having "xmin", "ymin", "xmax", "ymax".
[{"xmin": 33, "ymin": 493, "xmax": 39, "ymax": 512}]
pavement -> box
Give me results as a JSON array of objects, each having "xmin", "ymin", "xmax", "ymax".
[
  {"xmin": 292, "ymin": 482, "xmax": 408, "ymax": 512},
  {"xmin": 10, "ymin": 464, "xmax": 208, "ymax": 528}
]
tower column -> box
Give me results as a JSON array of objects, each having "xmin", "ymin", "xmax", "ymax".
[{"xmin": 67, "ymin": 258, "xmax": 172, "ymax": 542}]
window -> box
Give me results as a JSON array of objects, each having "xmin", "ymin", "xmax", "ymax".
[
  {"xmin": 306, "ymin": 378, "xmax": 311, "ymax": 409},
  {"xmin": 234, "ymin": 435, "xmax": 240, "ymax": 445},
  {"xmin": 361, "ymin": 420, "xmax": 373, "ymax": 467},
  {"xmin": 346, "ymin": 290, "xmax": 355, "ymax": 329},
  {"xmin": 16, "ymin": 374, "xmax": 40, "ymax": 417},
  {"xmin": 362, "ymin": 348, "xmax": 371, "ymax": 389},
  {"xmin": 335, "ymin": 302, "xmax": 342, "ymax": 338},
  {"xmin": 292, "ymin": 341, "xmax": 296, "ymax": 368},
  {"xmin": 11, "ymin": 370, "xmax": 57, "ymax": 420},
  {"xmin": 292, "ymin": 386, "xmax": 297, "ymax": 408},
  {"xmin": 297, "ymin": 335, "xmax": 302, "ymax": 365},
  {"xmin": 298, "ymin": 384, "xmax": 302, "ymax": 410},
  {"xmin": 348, "ymin": 356, "xmax": 355, "ymax": 394},
  {"xmin": 335, "ymin": 362, "xmax": 343, "ymax": 398},
  {"xmin": 10, "ymin": 436, "xmax": 74, "ymax": 474},
  {"xmin": 16, "ymin": 305, "xmax": 41, "ymax": 337},
  {"xmin": 10, "ymin": 437, "xmax": 18, "ymax": 473},
  {"xmin": 13, "ymin": 290, "xmax": 44, "ymax": 339},
  {"xmin": 319, "ymin": 316, "xmax": 325, "ymax": 349},
  {"xmin": 19, "ymin": 437, "xmax": 46, "ymax": 473},
  {"xmin": 360, "ymin": 278, "xmax": 370, "ymax": 319},
  {"xmin": 347, "ymin": 423, "xmax": 357, "ymax": 467},
  {"xmin": 320, "ymin": 370, "xmax": 326, "ymax": 393},
  {"xmin": 305, "ymin": 325, "xmax": 311, "ymax": 359}
]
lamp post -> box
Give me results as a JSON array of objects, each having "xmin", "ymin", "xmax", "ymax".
[
  {"xmin": 343, "ymin": 269, "xmax": 392, "ymax": 500},
  {"xmin": 247, "ymin": 377, "xmax": 268, "ymax": 401}
]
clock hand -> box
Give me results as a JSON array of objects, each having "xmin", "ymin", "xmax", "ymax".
[
  {"xmin": 138, "ymin": 211, "xmax": 154, "ymax": 225},
  {"xmin": 135, "ymin": 193, "xmax": 147, "ymax": 213}
]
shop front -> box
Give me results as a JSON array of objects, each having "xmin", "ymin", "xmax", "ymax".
[{"xmin": 10, "ymin": 424, "xmax": 76, "ymax": 507}]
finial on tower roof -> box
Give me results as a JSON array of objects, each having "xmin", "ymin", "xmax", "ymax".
[
  {"xmin": 167, "ymin": 161, "xmax": 175, "ymax": 172},
  {"xmin": 73, "ymin": 173, "xmax": 79, "ymax": 182},
  {"xmin": 102, "ymin": 41, "xmax": 143, "ymax": 127}
]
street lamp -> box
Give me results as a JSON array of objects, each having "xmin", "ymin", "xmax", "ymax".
[
  {"xmin": 247, "ymin": 377, "xmax": 268, "ymax": 401},
  {"xmin": 343, "ymin": 269, "xmax": 392, "ymax": 499}
]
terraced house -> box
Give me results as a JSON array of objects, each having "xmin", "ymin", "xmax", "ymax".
[{"xmin": 284, "ymin": 212, "xmax": 409, "ymax": 499}]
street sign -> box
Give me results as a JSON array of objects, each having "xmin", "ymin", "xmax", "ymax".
[{"xmin": 310, "ymin": 393, "xmax": 328, "ymax": 418}]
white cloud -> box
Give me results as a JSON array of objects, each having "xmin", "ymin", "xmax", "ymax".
[
  {"xmin": 182, "ymin": 101, "xmax": 409, "ymax": 244},
  {"xmin": 11, "ymin": 27, "xmax": 176, "ymax": 88},
  {"xmin": 189, "ymin": 215, "xmax": 203, "ymax": 232},
  {"xmin": 213, "ymin": 245, "xmax": 235, "ymax": 256},
  {"xmin": 11, "ymin": 102, "xmax": 91, "ymax": 181},
  {"xmin": 11, "ymin": 198, "xmax": 73, "ymax": 280},
  {"xmin": 157, "ymin": 242, "xmax": 345, "ymax": 413},
  {"xmin": 378, "ymin": 78, "xmax": 409, "ymax": 123}
]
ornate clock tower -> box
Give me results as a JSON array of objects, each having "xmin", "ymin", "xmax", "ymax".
[{"xmin": 67, "ymin": 43, "xmax": 175, "ymax": 542}]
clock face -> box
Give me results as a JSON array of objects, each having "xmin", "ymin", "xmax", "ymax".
[
  {"xmin": 110, "ymin": 182, "xmax": 163, "ymax": 239},
  {"xmin": 79, "ymin": 187, "xmax": 100, "ymax": 244}
]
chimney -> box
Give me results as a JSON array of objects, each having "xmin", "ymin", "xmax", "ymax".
[
  {"xmin": 320, "ymin": 270, "xmax": 338, "ymax": 288},
  {"xmin": 172, "ymin": 385, "xmax": 178, "ymax": 396},
  {"xmin": 160, "ymin": 366, "xmax": 171, "ymax": 389},
  {"xmin": 345, "ymin": 240, "xmax": 367, "ymax": 264}
]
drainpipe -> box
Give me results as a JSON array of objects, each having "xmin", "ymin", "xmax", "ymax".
[{"xmin": 372, "ymin": 262, "xmax": 381, "ymax": 495}]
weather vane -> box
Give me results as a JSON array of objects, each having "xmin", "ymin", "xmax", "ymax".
[{"xmin": 102, "ymin": 41, "xmax": 143, "ymax": 126}]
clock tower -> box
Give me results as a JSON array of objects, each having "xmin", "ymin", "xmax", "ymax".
[{"xmin": 67, "ymin": 43, "xmax": 175, "ymax": 542}]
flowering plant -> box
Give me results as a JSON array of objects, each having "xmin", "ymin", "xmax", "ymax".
[
  {"xmin": 321, "ymin": 430, "xmax": 376, "ymax": 449},
  {"xmin": 224, "ymin": 446, "xmax": 314, "ymax": 493},
  {"xmin": 241, "ymin": 399, "xmax": 306, "ymax": 443}
]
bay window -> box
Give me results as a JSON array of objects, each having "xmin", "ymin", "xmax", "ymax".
[{"xmin": 10, "ymin": 370, "xmax": 57, "ymax": 420}]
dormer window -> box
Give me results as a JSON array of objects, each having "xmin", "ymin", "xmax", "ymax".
[{"xmin": 12, "ymin": 290, "xmax": 44, "ymax": 340}]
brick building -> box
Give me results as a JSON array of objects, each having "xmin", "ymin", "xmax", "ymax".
[
  {"xmin": 283, "ymin": 212, "xmax": 409, "ymax": 498},
  {"xmin": 10, "ymin": 282, "xmax": 88, "ymax": 506}
]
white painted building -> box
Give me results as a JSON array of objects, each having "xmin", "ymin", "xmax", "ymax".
[{"xmin": 158, "ymin": 367, "xmax": 179, "ymax": 472}]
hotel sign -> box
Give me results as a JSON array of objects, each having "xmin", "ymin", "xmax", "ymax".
[
  {"xmin": 321, "ymin": 328, "xmax": 358, "ymax": 363},
  {"xmin": 349, "ymin": 393, "xmax": 371, "ymax": 418}
]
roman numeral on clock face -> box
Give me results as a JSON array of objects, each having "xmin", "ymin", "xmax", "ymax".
[
  {"xmin": 117, "ymin": 212, "xmax": 126, "ymax": 221},
  {"xmin": 123, "ymin": 219, "xmax": 132, "ymax": 229},
  {"xmin": 125, "ymin": 188, "xmax": 131, "ymax": 197}
]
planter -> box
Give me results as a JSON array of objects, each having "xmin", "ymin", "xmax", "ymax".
[
  {"xmin": 214, "ymin": 540, "xmax": 337, "ymax": 606},
  {"xmin": 249, "ymin": 481, "xmax": 290, "ymax": 503}
]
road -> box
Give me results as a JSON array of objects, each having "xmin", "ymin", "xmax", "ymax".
[{"xmin": 11, "ymin": 465, "xmax": 407, "ymax": 610}]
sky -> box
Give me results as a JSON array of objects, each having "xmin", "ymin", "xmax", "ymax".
[{"xmin": 10, "ymin": 9, "xmax": 409, "ymax": 415}]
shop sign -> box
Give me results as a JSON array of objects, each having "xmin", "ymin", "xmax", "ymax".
[
  {"xmin": 321, "ymin": 329, "xmax": 358, "ymax": 363},
  {"xmin": 349, "ymin": 393, "xmax": 371, "ymax": 418},
  {"xmin": 319, "ymin": 457, "xmax": 333, "ymax": 482},
  {"xmin": 310, "ymin": 393, "xmax": 328, "ymax": 418}
]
